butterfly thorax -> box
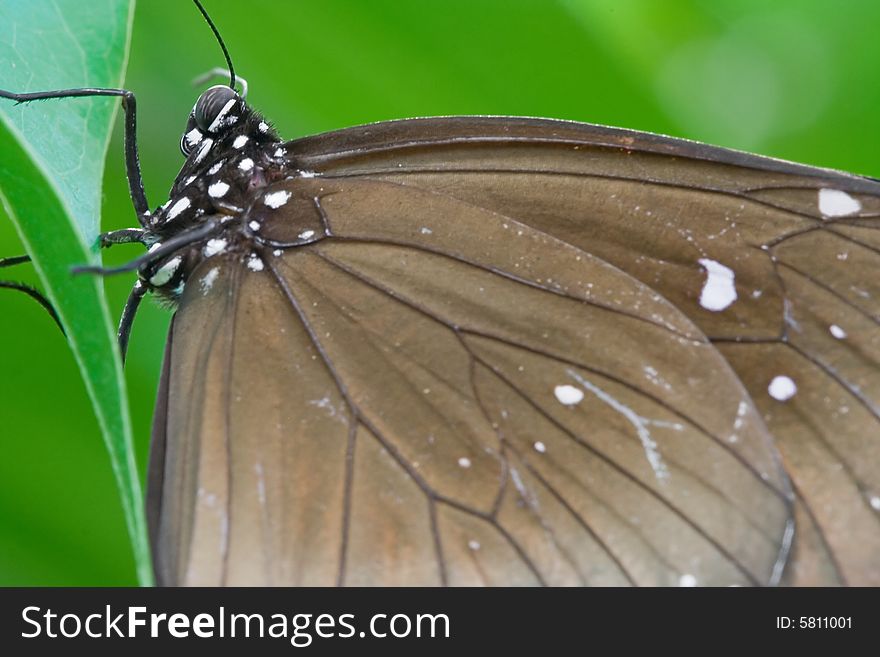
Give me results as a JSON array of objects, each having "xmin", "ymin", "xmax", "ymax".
[{"xmin": 138, "ymin": 85, "xmax": 323, "ymax": 305}]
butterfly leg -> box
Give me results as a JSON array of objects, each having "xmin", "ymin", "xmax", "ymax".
[
  {"xmin": 0, "ymin": 255, "xmax": 64, "ymax": 335},
  {"xmin": 118, "ymin": 281, "xmax": 147, "ymax": 363},
  {"xmin": 74, "ymin": 218, "xmax": 223, "ymax": 277},
  {"xmin": 0, "ymin": 86, "xmax": 150, "ymax": 226},
  {"xmin": 100, "ymin": 228, "xmax": 147, "ymax": 247}
]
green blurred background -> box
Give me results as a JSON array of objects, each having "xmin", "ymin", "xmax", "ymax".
[{"xmin": 1, "ymin": 0, "xmax": 878, "ymax": 585}]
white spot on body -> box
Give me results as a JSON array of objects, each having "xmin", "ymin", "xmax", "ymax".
[
  {"xmin": 273, "ymin": 147, "xmax": 286, "ymax": 158},
  {"xmin": 258, "ymin": 121, "xmax": 269, "ymax": 133},
  {"xmin": 194, "ymin": 137, "xmax": 214, "ymax": 164},
  {"xmin": 249, "ymin": 220, "xmax": 261, "ymax": 232},
  {"xmin": 698, "ymin": 258, "xmax": 737, "ymax": 311},
  {"xmin": 184, "ymin": 128, "xmax": 203, "ymax": 148},
  {"xmin": 200, "ymin": 267, "xmax": 219, "ymax": 294},
  {"xmin": 247, "ymin": 254, "xmax": 265, "ymax": 272},
  {"xmin": 207, "ymin": 98, "xmax": 238, "ymax": 132},
  {"xmin": 829, "ymin": 324, "xmax": 847, "ymax": 339},
  {"xmin": 554, "ymin": 384, "xmax": 584, "ymax": 406},
  {"xmin": 208, "ymin": 181, "xmax": 230, "ymax": 198},
  {"xmin": 679, "ymin": 574, "xmax": 697, "ymax": 587},
  {"xmin": 533, "ymin": 441, "xmax": 546, "ymax": 453},
  {"xmin": 818, "ymin": 188, "xmax": 861, "ymax": 218},
  {"xmin": 458, "ymin": 457, "xmax": 472, "ymax": 469},
  {"xmin": 204, "ymin": 238, "xmax": 228, "ymax": 257},
  {"xmin": 264, "ymin": 190, "xmax": 292, "ymax": 208},
  {"xmin": 166, "ymin": 196, "xmax": 191, "ymax": 220},
  {"xmin": 238, "ymin": 157, "xmax": 254, "ymax": 172},
  {"xmin": 768, "ymin": 375, "xmax": 797, "ymax": 401},
  {"xmin": 232, "ymin": 135, "xmax": 249, "ymax": 149},
  {"xmin": 149, "ymin": 256, "xmax": 182, "ymax": 287},
  {"xmin": 298, "ymin": 229, "xmax": 315, "ymax": 240}
]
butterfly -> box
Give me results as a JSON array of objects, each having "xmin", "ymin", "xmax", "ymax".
[{"xmin": 1, "ymin": 1, "xmax": 877, "ymax": 587}]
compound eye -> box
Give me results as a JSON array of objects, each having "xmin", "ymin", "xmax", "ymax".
[
  {"xmin": 179, "ymin": 116, "xmax": 202, "ymax": 156},
  {"xmin": 193, "ymin": 85, "xmax": 241, "ymax": 133}
]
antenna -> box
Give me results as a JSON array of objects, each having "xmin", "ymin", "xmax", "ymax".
[{"xmin": 192, "ymin": 0, "xmax": 236, "ymax": 90}]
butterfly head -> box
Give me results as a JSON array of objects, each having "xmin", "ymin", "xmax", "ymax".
[{"xmin": 181, "ymin": 85, "xmax": 250, "ymax": 156}]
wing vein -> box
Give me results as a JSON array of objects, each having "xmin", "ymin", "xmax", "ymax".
[
  {"xmin": 312, "ymin": 250, "xmax": 777, "ymax": 582},
  {"xmin": 320, "ymin": 167, "xmax": 831, "ymax": 224},
  {"xmin": 316, "ymin": 248, "xmax": 788, "ymax": 502}
]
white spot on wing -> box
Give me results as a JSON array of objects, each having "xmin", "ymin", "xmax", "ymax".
[
  {"xmin": 468, "ymin": 539, "xmax": 480, "ymax": 551},
  {"xmin": 263, "ymin": 190, "xmax": 292, "ymax": 208},
  {"xmin": 249, "ymin": 220, "xmax": 261, "ymax": 232},
  {"xmin": 567, "ymin": 370, "xmax": 674, "ymax": 481},
  {"xmin": 200, "ymin": 267, "xmax": 219, "ymax": 294},
  {"xmin": 644, "ymin": 365, "xmax": 672, "ymax": 391},
  {"xmin": 829, "ymin": 324, "xmax": 847, "ymax": 339},
  {"xmin": 208, "ymin": 159, "xmax": 225, "ymax": 175},
  {"xmin": 458, "ymin": 457, "xmax": 472, "ymax": 469},
  {"xmin": 698, "ymin": 258, "xmax": 737, "ymax": 311},
  {"xmin": 533, "ymin": 441, "xmax": 546, "ymax": 453},
  {"xmin": 768, "ymin": 375, "xmax": 797, "ymax": 401},
  {"xmin": 247, "ymin": 253, "xmax": 265, "ymax": 272},
  {"xmin": 420, "ymin": 227, "xmax": 433, "ymax": 235},
  {"xmin": 307, "ymin": 395, "xmax": 348, "ymax": 425},
  {"xmin": 166, "ymin": 196, "xmax": 191, "ymax": 220},
  {"xmin": 554, "ymin": 384, "xmax": 584, "ymax": 406},
  {"xmin": 274, "ymin": 147, "xmax": 286, "ymax": 158},
  {"xmin": 679, "ymin": 574, "xmax": 697, "ymax": 587},
  {"xmin": 254, "ymin": 462, "xmax": 267, "ymax": 506},
  {"xmin": 818, "ymin": 188, "xmax": 861, "ymax": 218},
  {"xmin": 870, "ymin": 495, "xmax": 880, "ymax": 511},
  {"xmin": 258, "ymin": 121, "xmax": 269, "ymax": 133},
  {"xmin": 729, "ymin": 400, "xmax": 749, "ymax": 443},
  {"xmin": 238, "ymin": 157, "xmax": 254, "ymax": 172},
  {"xmin": 208, "ymin": 181, "xmax": 229, "ymax": 198},
  {"xmin": 298, "ymin": 229, "xmax": 315, "ymax": 240}
]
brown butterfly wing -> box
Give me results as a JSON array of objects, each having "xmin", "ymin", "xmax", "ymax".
[{"xmin": 150, "ymin": 117, "xmax": 879, "ymax": 585}]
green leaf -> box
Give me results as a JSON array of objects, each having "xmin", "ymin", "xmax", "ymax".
[{"xmin": 0, "ymin": 0, "xmax": 151, "ymax": 585}]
